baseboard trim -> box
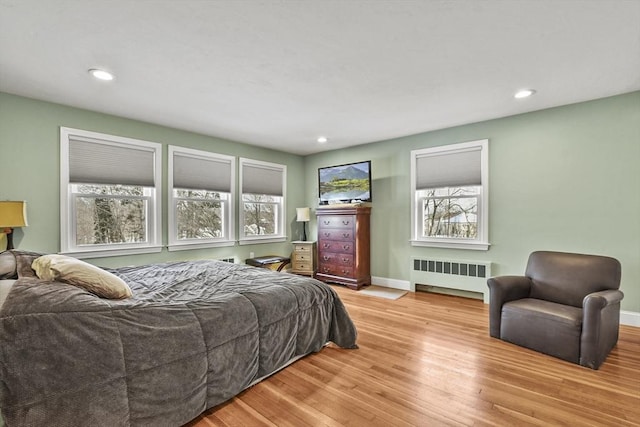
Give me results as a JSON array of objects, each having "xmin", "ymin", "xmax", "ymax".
[
  {"xmin": 371, "ymin": 276, "xmax": 639, "ymax": 328},
  {"xmin": 371, "ymin": 276, "xmax": 411, "ymax": 291},
  {"xmin": 621, "ymin": 310, "xmax": 640, "ymax": 327}
]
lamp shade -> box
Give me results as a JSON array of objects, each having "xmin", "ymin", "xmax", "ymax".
[
  {"xmin": 0, "ymin": 201, "xmax": 28, "ymax": 228},
  {"xmin": 296, "ymin": 207, "xmax": 310, "ymax": 222}
]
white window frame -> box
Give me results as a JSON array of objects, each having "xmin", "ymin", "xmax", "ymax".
[
  {"xmin": 239, "ymin": 158, "xmax": 287, "ymax": 245},
  {"xmin": 168, "ymin": 146, "xmax": 235, "ymax": 251},
  {"xmin": 410, "ymin": 139, "xmax": 490, "ymax": 250},
  {"xmin": 60, "ymin": 127, "xmax": 163, "ymax": 258}
]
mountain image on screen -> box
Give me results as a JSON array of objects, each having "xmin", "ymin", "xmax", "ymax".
[
  {"xmin": 320, "ymin": 165, "xmax": 368, "ymax": 181},
  {"xmin": 319, "ymin": 163, "xmax": 371, "ymax": 202}
]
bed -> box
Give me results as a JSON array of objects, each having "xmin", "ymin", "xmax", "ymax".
[{"xmin": 0, "ymin": 250, "xmax": 358, "ymax": 426}]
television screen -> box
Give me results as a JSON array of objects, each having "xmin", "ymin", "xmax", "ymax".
[{"xmin": 318, "ymin": 160, "xmax": 371, "ymax": 204}]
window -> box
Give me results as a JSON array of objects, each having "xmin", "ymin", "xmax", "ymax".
[
  {"xmin": 239, "ymin": 158, "xmax": 286, "ymax": 244},
  {"xmin": 410, "ymin": 139, "xmax": 489, "ymax": 250},
  {"xmin": 168, "ymin": 146, "xmax": 235, "ymax": 250},
  {"xmin": 60, "ymin": 127, "xmax": 162, "ymax": 257}
]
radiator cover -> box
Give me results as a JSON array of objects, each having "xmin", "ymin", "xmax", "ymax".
[{"xmin": 410, "ymin": 257, "xmax": 492, "ymax": 303}]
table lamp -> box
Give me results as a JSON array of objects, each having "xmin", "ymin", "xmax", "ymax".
[
  {"xmin": 0, "ymin": 201, "xmax": 28, "ymax": 250},
  {"xmin": 296, "ymin": 207, "xmax": 310, "ymax": 241}
]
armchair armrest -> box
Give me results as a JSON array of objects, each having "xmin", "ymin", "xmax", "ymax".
[
  {"xmin": 581, "ymin": 289, "xmax": 624, "ymax": 369},
  {"xmin": 486, "ymin": 276, "xmax": 532, "ymax": 338},
  {"xmin": 583, "ymin": 289, "xmax": 624, "ymax": 310}
]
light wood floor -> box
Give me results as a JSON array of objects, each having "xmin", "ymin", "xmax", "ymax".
[{"xmin": 186, "ymin": 286, "xmax": 640, "ymax": 426}]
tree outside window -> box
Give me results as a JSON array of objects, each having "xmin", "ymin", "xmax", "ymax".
[
  {"xmin": 174, "ymin": 189, "xmax": 225, "ymax": 240},
  {"xmin": 242, "ymin": 194, "xmax": 279, "ymax": 236},
  {"xmin": 420, "ymin": 186, "xmax": 479, "ymax": 239},
  {"xmin": 74, "ymin": 184, "xmax": 148, "ymax": 246}
]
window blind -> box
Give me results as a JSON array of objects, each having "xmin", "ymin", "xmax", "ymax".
[
  {"xmin": 173, "ymin": 153, "xmax": 232, "ymax": 193},
  {"xmin": 69, "ymin": 138, "xmax": 155, "ymax": 186},
  {"xmin": 242, "ymin": 162, "xmax": 284, "ymax": 196},
  {"xmin": 416, "ymin": 147, "xmax": 482, "ymax": 190}
]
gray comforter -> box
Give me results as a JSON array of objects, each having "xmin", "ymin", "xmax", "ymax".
[{"xmin": 0, "ymin": 258, "xmax": 357, "ymax": 426}]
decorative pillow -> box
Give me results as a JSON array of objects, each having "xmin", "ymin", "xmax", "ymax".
[
  {"xmin": 32, "ymin": 254, "xmax": 132, "ymax": 299},
  {"xmin": 0, "ymin": 251, "xmax": 17, "ymax": 279},
  {"xmin": 31, "ymin": 254, "xmax": 60, "ymax": 281}
]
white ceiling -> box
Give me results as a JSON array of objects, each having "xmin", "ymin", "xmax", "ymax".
[{"xmin": 1, "ymin": 0, "xmax": 639, "ymax": 155}]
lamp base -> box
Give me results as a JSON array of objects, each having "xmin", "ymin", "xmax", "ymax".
[
  {"xmin": 302, "ymin": 223, "xmax": 307, "ymax": 242},
  {"xmin": 3, "ymin": 227, "xmax": 14, "ymax": 250}
]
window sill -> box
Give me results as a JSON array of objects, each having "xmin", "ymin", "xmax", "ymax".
[
  {"xmin": 410, "ymin": 239, "xmax": 490, "ymax": 251},
  {"xmin": 239, "ymin": 236, "xmax": 287, "ymax": 245},
  {"xmin": 168, "ymin": 241, "xmax": 236, "ymax": 251},
  {"xmin": 60, "ymin": 245, "xmax": 164, "ymax": 259}
]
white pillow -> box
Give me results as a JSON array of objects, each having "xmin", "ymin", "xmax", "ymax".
[
  {"xmin": 32, "ymin": 254, "xmax": 132, "ymax": 299},
  {"xmin": 0, "ymin": 251, "xmax": 17, "ymax": 279}
]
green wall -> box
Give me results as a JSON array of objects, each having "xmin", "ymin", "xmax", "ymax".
[
  {"xmin": 0, "ymin": 92, "xmax": 306, "ymax": 267},
  {"xmin": 1, "ymin": 91, "xmax": 638, "ymax": 312},
  {"xmin": 304, "ymin": 92, "xmax": 640, "ymax": 312}
]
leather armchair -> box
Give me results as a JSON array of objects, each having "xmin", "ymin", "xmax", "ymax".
[{"xmin": 487, "ymin": 251, "xmax": 623, "ymax": 369}]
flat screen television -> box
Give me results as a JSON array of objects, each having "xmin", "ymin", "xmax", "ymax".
[{"xmin": 318, "ymin": 160, "xmax": 372, "ymax": 205}]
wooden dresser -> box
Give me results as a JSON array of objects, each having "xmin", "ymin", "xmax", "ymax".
[
  {"xmin": 315, "ymin": 206, "xmax": 371, "ymax": 290},
  {"xmin": 291, "ymin": 241, "xmax": 316, "ymax": 276}
]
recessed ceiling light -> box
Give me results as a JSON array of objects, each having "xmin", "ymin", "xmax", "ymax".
[
  {"xmin": 514, "ymin": 89, "xmax": 536, "ymax": 99},
  {"xmin": 317, "ymin": 136, "xmax": 328, "ymax": 143},
  {"xmin": 89, "ymin": 69, "xmax": 114, "ymax": 81}
]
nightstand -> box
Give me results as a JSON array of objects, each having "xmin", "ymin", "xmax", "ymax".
[{"xmin": 291, "ymin": 241, "xmax": 316, "ymax": 276}]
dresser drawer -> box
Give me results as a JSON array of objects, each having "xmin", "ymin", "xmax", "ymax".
[
  {"xmin": 293, "ymin": 262, "xmax": 314, "ymax": 272},
  {"xmin": 319, "ymin": 252, "xmax": 354, "ymax": 267},
  {"xmin": 318, "ymin": 240, "xmax": 355, "ymax": 254},
  {"xmin": 293, "ymin": 252, "xmax": 313, "ymax": 262},
  {"xmin": 318, "ymin": 228, "xmax": 354, "ymax": 241},
  {"xmin": 293, "ymin": 243, "xmax": 314, "ymax": 253},
  {"xmin": 318, "ymin": 263, "xmax": 354, "ymax": 278},
  {"xmin": 318, "ymin": 216, "xmax": 355, "ymax": 230}
]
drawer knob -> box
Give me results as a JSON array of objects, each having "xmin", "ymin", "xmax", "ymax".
[
  {"xmin": 323, "ymin": 256, "xmax": 330, "ymax": 261},
  {"xmin": 324, "ymin": 232, "xmax": 330, "ymax": 237},
  {"xmin": 323, "ymin": 243, "xmax": 330, "ymax": 248},
  {"xmin": 342, "ymin": 233, "xmax": 350, "ymax": 238},
  {"xmin": 323, "ymin": 220, "xmax": 330, "ymax": 225},
  {"xmin": 342, "ymin": 220, "xmax": 350, "ymax": 225},
  {"xmin": 343, "ymin": 245, "xmax": 350, "ymax": 250}
]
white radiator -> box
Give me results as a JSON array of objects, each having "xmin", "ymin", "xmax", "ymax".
[{"xmin": 410, "ymin": 257, "xmax": 492, "ymax": 303}]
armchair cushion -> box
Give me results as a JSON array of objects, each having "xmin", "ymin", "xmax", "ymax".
[{"xmin": 501, "ymin": 298, "xmax": 583, "ymax": 364}]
